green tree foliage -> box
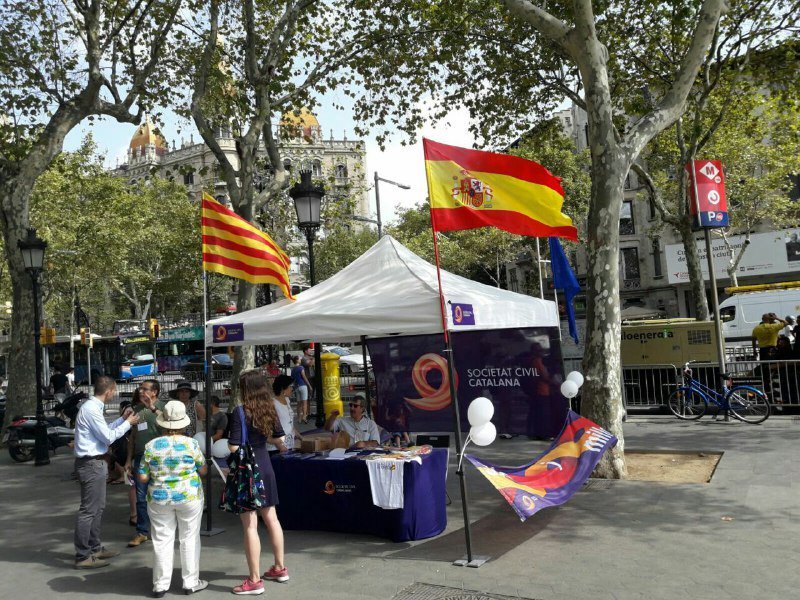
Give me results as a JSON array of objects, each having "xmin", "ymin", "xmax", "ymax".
[
  {"xmin": 645, "ymin": 87, "xmax": 800, "ymax": 285},
  {"xmin": 0, "ymin": 0, "xmax": 184, "ymax": 424},
  {"xmin": 29, "ymin": 138, "xmax": 201, "ymax": 332}
]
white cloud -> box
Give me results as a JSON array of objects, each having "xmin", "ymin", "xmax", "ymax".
[{"xmin": 364, "ymin": 105, "xmax": 477, "ymax": 227}]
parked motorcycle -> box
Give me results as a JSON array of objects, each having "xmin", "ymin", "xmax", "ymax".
[{"xmin": 3, "ymin": 413, "xmax": 75, "ymax": 463}]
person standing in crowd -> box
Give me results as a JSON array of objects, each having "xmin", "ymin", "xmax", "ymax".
[
  {"xmin": 324, "ymin": 392, "xmax": 381, "ymax": 448},
  {"xmin": 73, "ymin": 376, "xmax": 139, "ymax": 569},
  {"xmin": 137, "ymin": 400, "xmax": 208, "ymax": 597},
  {"xmin": 169, "ymin": 380, "xmax": 206, "ymax": 438},
  {"xmin": 209, "ymin": 397, "xmax": 228, "ymax": 442},
  {"xmin": 268, "ymin": 374, "xmax": 302, "ymax": 455},
  {"xmin": 782, "ymin": 315, "xmax": 796, "ymax": 343},
  {"xmin": 126, "ymin": 379, "xmax": 164, "ymax": 548},
  {"xmin": 229, "ymin": 370, "xmax": 289, "ymax": 595},
  {"xmin": 66, "ymin": 366, "xmax": 75, "ymax": 390},
  {"xmin": 752, "ymin": 313, "xmax": 787, "ymax": 360},
  {"xmin": 51, "ymin": 365, "xmax": 71, "ymax": 402},
  {"xmin": 290, "ymin": 356, "xmax": 311, "ymax": 424}
]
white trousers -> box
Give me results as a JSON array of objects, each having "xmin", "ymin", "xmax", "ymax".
[{"xmin": 148, "ymin": 499, "xmax": 203, "ymax": 592}]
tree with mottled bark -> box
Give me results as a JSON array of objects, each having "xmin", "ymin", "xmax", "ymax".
[
  {"xmin": 0, "ymin": 0, "xmax": 184, "ymax": 428},
  {"xmin": 349, "ymin": 0, "xmax": 731, "ymax": 477},
  {"xmin": 186, "ymin": 0, "xmax": 388, "ymax": 393},
  {"xmin": 625, "ymin": 6, "xmax": 799, "ymax": 317}
]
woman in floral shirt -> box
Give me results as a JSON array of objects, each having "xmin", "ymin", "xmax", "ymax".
[{"xmin": 137, "ymin": 400, "xmax": 208, "ymax": 597}]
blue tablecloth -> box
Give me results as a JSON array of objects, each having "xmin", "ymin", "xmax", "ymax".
[{"xmin": 271, "ymin": 448, "xmax": 448, "ymax": 542}]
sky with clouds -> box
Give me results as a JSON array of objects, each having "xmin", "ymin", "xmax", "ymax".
[{"xmin": 62, "ymin": 94, "xmax": 479, "ymax": 227}]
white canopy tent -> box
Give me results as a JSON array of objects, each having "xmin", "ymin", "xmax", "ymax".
[{"xmin": 206, "ymin": 235, "xmax": 558, "ymax": 346}]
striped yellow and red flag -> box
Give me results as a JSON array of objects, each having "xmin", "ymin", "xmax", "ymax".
[
  {"xmin": 201, "ymin": 193, "xmax": 294, "ymax": 299},
  {"xmin": 423, "ymin": 138, "xmax": 578, "ymax": 240}
]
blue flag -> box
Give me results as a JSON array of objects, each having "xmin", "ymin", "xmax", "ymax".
[{"xmin": 548, "ymin": 237, "xmax": 580, "ymax": 344}]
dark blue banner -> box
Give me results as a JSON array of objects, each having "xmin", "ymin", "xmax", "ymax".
[{"xmin": 366, "ymin": 328, "xmax": 567, "ymax": 438}]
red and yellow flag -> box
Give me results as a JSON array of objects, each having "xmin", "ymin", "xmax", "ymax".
[
  {"xmin": 423, "ymin": 138, "xmax": 578, "ymax": 240},
  {"xmin": 201, "ymin": 193, "xmax": 294, "ymax": 299}
]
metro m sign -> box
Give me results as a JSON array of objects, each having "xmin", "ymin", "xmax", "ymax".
[{"xmin": 686, "ymin": 160, "xmax": 728, "ymax": 228}]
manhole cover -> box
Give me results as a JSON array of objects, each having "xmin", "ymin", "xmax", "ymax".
[{"xmin": 393, "ymin": 582, "xmax": 538, "ymax": 600}]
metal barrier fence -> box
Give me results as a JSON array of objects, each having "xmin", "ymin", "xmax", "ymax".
[
  {"xmin": 621, "ymin": 364, "xmax": 680, "ymax": 409},
  {"xmin": 562, "ymin": 357, "xmax": 800, "ymax": 409}
]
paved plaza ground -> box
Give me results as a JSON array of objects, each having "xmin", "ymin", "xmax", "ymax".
[{"xmin": 0, "ymin": 415, "xmax": 797, "ymax": 599}]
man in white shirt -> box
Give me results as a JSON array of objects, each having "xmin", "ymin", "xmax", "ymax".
[
  {"xmin": 324, "ymin": 392, "xmax": 381, "ymax": 448},
  {"xmin": 73, "ymin": 376, "xmax": 139, "ymax": 569}
]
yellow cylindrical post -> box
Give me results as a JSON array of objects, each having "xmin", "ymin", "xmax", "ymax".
[{"xmin": 321, "ymin": 352, "xmax": 343, "ymax": 418}]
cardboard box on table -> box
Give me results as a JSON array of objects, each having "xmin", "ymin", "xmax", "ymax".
[{"xmin": 300, "ymin": 434, "xmax": 333, "ymax": 453}]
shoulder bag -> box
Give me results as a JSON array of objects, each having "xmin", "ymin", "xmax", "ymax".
[{"xmin": 219, "ymin": 406, "xmax": 267, "ymax": 513}]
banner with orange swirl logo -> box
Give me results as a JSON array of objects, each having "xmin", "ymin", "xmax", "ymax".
[
  {"xmin": 404, "ymin": 353, "xmax": 454, "ymax": 411},
  {"xmin": 367, "ymin": 328, "xmax": 566, "ymax": 438}
]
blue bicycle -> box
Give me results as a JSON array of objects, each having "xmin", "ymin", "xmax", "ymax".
[{"xmin": 668, "ymin": 362, "xmax": 771, "ymax": 424}]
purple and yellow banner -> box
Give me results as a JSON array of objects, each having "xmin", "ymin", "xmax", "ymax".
[{"xmin": 466, "ymin": 410, "xmax": 617, "ymax": 521}]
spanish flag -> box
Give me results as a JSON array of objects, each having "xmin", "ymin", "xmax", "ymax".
[
  {"xmin": 423, "ymin": 139, "xmax": 578, "ymax": 240},
  {"xmin": 201, "ymin": 193, "xmax": 294, "ymax": 299}
]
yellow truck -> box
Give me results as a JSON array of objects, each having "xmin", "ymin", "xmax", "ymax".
[{"xmin": 621, "ymin": 319, "xmax": 719, "ymax": 366}]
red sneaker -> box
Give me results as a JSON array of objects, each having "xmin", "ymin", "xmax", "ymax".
[
  {"xmin": 232, "ymin": 578, "xmax": 264, "ymax": 595},
  {"xmin": 263, "ymin": 565, "xmax": 290, "ymax": 582}
]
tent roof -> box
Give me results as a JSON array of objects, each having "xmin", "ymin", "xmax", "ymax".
[{"xmin": 206, "ymin": 235, "xmax": 558, "ymax": 346}]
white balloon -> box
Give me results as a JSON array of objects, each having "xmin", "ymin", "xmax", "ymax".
[
  {"xmin": 467, "ymin": 396, "xmax": 495, "ymax": 427},
  {"xmin": 193, "ymin": 432, "xmax": 207, "ymax": 451},
  {"xmin": 560, "ymin": 380, "xmax": 579, "ymax": 399},
  {"xmin": 212, "ymin": 438, "xmax": 231, "ymax": 459},
  {"xmin": 470, "ymin": 422, "xmax": 497, "ymax": 447},
  {"xmin": 567, "ymin": 371, "xmax": 585, "ymax": 388}
]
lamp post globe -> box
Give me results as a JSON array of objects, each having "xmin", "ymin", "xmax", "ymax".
[
  {"xmin": 17, "ymin": 227, "xmax": 49, "ymax": 466},
  {"xmin": 289, "ymin": 170, "xmax": 326, "ymax": 426}
]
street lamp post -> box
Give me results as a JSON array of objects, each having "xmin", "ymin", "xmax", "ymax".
[
  {"xmin": 374, "ymin": 172, "xmax": 410, "ymax": 238},
  {"xmin": 17, "ymin": 228, "xmax": 49, "ymax": 467},
  {"xmin": 290, "ymin": 170, "xmax": 325, "ymax": 426}
]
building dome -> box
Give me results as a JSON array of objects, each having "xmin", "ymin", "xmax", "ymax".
[
  {"xmin": 280, "ymin": 107, "xmax": 320, "ymax": 128},
  {"xmin": 280, "ymin": 108, "xmax": 321, "ymax": 143},
  {"xmin": 129, "ymin": 115, "xmax": 168, "ymax": 152}
]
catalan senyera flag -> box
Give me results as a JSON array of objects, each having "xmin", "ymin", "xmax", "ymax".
[
  {"xmin": 423, "ymin": 138, "xmax": 578, "ymax": 240},
  {"xmin": 201, "ymin": 193, "xmax": 294, "ymax": 300},
  {"xmin": 466, "ymin": 411, "xmax": 617, "ymax": 521}
]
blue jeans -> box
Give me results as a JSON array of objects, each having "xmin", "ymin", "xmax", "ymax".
[{"xmin": 133, "ymin": 454, "xmax": 150, "ymax": 536}]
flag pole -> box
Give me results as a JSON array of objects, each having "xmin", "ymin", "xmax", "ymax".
[
  {"xmin": 535, "ymin": 238, "xmax": 545, "ymax": 299},
  {"xmin": 429, "ymin": 201, "xmax": 486, "ymax": 568},
  {"xmin": 201, "ymin": 249, "xmax": 223, "ymax": 536}
]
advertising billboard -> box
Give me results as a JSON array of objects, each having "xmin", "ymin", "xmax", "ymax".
[{"xmin": 665, "ymin": 231, "xmax": 800, "ymax": 284}]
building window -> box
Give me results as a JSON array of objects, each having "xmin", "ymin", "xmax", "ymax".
[
  {"xmin": 621, "ymin": 247, "xmax": 640, "ymax": 282},
  {"xmin": 652, "ymin": 239, "xmax": 663, "ymax": 278},
  {"xmin": 509, "ymin": 268, "xmax": 519, "ymax": 293},
  {"xmin": 619, "ymin": 201, "xmax": 635, "ymax": 235},
  {"xmin": 335, "ymin": 164, "xmax": 348, "ymax": 179},
  {"xmin": 312, "ymin": 159, "xmax": 322, "ymax": 178},
  {"xmin": 648, "ymin": 196, "xmax": 657, "ymax": 219},
  {"xmin": 283, "ymin": 159, "xmax": 292, "ymax": 173},
  {"xmin": 565, "ymin": 116, "xmax": 571, "ymax": 127},
  {"xmin": 183, "ymin": 172, "xmax": 194, "ymax": 185}
]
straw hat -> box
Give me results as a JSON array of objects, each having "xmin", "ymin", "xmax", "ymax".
[{"xmin": 156, "ymin": 400, "xmax": 192, "ymax": 430}]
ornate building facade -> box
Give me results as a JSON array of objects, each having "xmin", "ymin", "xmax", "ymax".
[{"xmin": 114, "ymin": 108, "xmax": 369, "ymax": 218}]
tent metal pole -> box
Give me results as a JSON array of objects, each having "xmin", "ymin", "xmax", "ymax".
[{"xmin": 361, "ymin": 335, "xmax": 372, "ymax": 418}]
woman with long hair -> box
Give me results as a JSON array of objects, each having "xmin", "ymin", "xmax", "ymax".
[{"xmin": 229, "ymin": 370, "xmax": 288, "ymax": 596}]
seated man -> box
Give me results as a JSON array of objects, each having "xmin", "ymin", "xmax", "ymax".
[
  {"xmin": 324, "ymin": 393, "xmax": 381, "ymax": 448},
  {"xmin": 209, "ymin": 397, "xmax": 228, "ymax": 442}
]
